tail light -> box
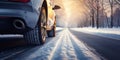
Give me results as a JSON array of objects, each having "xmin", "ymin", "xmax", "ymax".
[{"xmin": 8, "ymin": 0, "xmax": 30, "ymax": 3}]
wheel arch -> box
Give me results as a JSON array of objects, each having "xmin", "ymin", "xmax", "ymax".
[
  {"xmin": 43, "ymin": 0, "xmax": 48, "ymax": 20},
  {"xmin": 25, "ymin": 0, "xmax": 48, "ymax": 29},
  {"xmin": 35, "ymin": 0, "xmax": 48, "ymax": 27}
]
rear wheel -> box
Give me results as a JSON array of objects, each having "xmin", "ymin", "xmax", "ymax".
[
  {"xmin": 47, "ymin": 26, "xmax": 56, "ymax": 37},
  {"xmin": 24, "ymin": 7, "xmax": 47, "ymax": 45}
]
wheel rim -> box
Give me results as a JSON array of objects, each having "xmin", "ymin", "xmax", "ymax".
[{"xmin": 40, "ymin": 8, "xmax": 47, "ymax": 42}]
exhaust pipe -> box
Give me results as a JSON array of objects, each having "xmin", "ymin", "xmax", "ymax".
[{"xmin": 13, "ymin": 19, "xmax": 25, "ymax": 29}]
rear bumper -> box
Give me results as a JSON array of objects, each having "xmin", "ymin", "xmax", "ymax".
[
  {"xmin": 0, "ymin": 17, "xmax": 28, "ymax": 34},
  {"xmin": 0, "ymin": 3, "xmax": 40, "ymax": 29},
  {"xmin": 0, "ymin": 9, "xmax": 39, "ymax": 29}
]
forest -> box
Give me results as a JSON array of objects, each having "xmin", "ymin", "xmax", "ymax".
[{"xmin": 78, "ymin": 0, "xmax": 120, "ymax": 28}]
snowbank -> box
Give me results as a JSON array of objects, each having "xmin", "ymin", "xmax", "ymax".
[{"xmin": 71, "ymin": 27, "xmax": 120, "ymax": 40}]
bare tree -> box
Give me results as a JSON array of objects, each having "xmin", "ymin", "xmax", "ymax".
[
  {"xmin": 82, "ymin": 0, "xmax": 120, "ymax": 28},
  {"xmin": 84, "ymin": 0, "xmax": 96, "ymax": 27},
  {"xmin": 109, "ymin": 0, "xmax": 114, "ymax": 28},
  {"xmin": 96, "ymin": 0, "xmax": 100, "ymax": 28}
]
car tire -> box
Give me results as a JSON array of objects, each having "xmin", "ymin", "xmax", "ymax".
[
  {"xmin": 24, "ymin": 7, "xmax": 47, "ymax": 45},
  {"xmin": 47, "ymin": 26, "xmax": 56, "ymax": 37}
]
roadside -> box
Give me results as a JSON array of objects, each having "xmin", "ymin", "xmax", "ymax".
[{"xmin": 71, "ymin": 27, "xmax": 120, "ymax": 40}]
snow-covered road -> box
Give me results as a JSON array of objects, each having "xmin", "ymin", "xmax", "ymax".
[{"xmin": 0, "ymin": 28, "xmax": 101, "ymax": 60}]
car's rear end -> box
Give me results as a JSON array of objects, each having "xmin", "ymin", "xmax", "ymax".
[
  {"xmin": 0, "ymin": 0, "xmax": 50, "ymax": 45},
  {"xmin": 0, "ymin": 0, "xmax": 37, "ymax": 34}
]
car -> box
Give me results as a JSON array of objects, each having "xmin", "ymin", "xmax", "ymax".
[
  {"xmin": 0, "ymin": 0, "xmax": 60, "ymax": 45},
  {"xmin": 47, "ymin": 0, "xmax": 56, "ymax": 37}
]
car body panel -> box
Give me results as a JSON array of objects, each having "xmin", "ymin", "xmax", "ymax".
[
  {"xmin": 0, "ymin": 0, "xmax": 56, "ymax": 34},
  {"xmin": 0, "ymin": 0, "xmax": 45, "ymax": 29}
]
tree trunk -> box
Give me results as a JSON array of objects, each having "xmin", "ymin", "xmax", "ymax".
[
  {"xmin": 92, "ymin": 10, "xmax": 95, "ymax": 27},
  {"xmin": 110, "ymin": 5, "xmax": 113, "ymax": 28},
  {"xmin": 96, "ymin": 0, "xmax": 99, "ymax": 28}
]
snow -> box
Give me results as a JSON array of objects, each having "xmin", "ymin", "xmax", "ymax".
[
  {"xmin": 41, "ymin": 29, "xmax": 101, "ymax": 60},
  {"xmin": 4, "ymin": 28, "xmax": 101, "ymax": 60},
  {"xmin": 71, "ymin": 27, "xmax": 120, "ymax": 40},
  {"xmin": 1, "ymin": 27, "xmax": 118, "ymax": 60},
  {"xmin": 0, "ymin": 35, "xmax": 23, "ymax": 38},
  {"xmin": 56, "ymin": 27, "xmax": 63, "ymax": 30},
  {"xmin": 67, "ymin": 29, "xmax": 101, "ymax": 60}
]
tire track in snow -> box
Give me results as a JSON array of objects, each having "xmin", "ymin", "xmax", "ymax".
[
  {"xmin": 50, "ymin": 29, "xmax": 101, "ymax": 60},
  {"xmin": 51, "ymin": 30, "xmax": 77, "ymax": 60},
  {"xmin": 65, "ymin": 30, "xmax": 78, "ymax": 60},
  {"xmin": 68, "ymin": 29, "xmax": 101, "ymax": 60},
  {"xmin": 26, "ymin": 31, "xmax": 64, "ymax": 60},
  {"xmin": 51, "ymin": 31, "xmax": 68, "ymax": 60},
  {"xmin": 23, "ymin": 29, "xmax": 65, "ymax": 60},
  {"xmin": 5, "ymin": 30, "xmax": 64, "ymax": 60},
  {"xmin": 48, "ymin": 31, "xmax": 65, "ymax": 60}
]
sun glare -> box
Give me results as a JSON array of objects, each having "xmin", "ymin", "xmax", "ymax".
[{"xmin": 54, "ymin": 0, "xmax": 90, "ymax": 27}]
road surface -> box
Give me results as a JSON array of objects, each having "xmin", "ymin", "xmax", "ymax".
[
  {"xmin": 70, "ymin": 29, "xmax": 120, "ymax": 60},
  {"xmin": 0, "ymin": 28, "xmax": 119, "ymax": 60}
]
